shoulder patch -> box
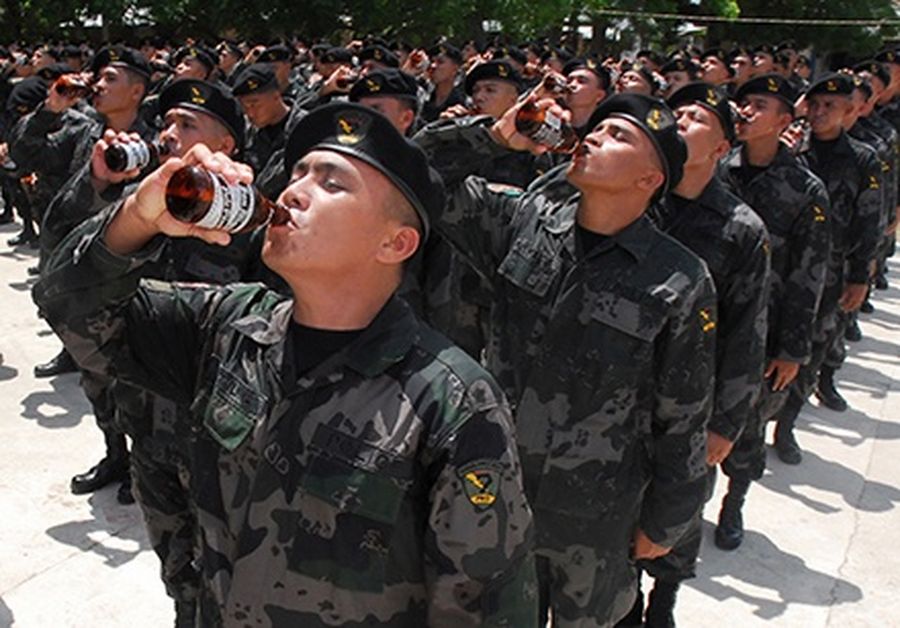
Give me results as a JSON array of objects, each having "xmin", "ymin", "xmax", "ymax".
[
  {"xmin": 869, "ymin": 175, "xmax": 880, "ymax": 190},
  {"xmin": 459, "ymin": 462, "xmax": 501, "ymax": 510},
  {"xmin": 699, "ymin": 307, "xmax": 716, "ymax": 333},
  {"xmin": 813, "ymin": 205, "xmax": 826, "ymax": 223}
]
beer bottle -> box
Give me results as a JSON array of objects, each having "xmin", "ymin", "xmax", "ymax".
[
  {"xmin": 164, "ymin": 165, "xmax": 290, "ymax": 233},
  {"xmin": 53, "ymin": 74, "xmax": 93, "ymax": 99},
  {"xmin": 514, "ymin": 100, "xmax": 578, "ymax": 152},
  {"xmin": 542, "ymin": 73, "xmax": 572, "ymax": 96},
  {"xmin": 105, "ymin": 140, "xmax": 168, "ymax": 173}
]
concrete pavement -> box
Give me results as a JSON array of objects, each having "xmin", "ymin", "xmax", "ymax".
[{"xmin": 0, "ymin": 217, "xmax": 897, "ymax": 627}]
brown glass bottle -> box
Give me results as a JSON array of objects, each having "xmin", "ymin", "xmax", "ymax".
[
  {"xmin": 105, "ymin": 140, "xmax": 167, "ymax": 172},
  {"xmin": 542, "ymin": 73, "xmax": 572, "ymax": 95},
  {"xmin": 514, "ymin": 100, "xmax": 578, "ymax": 153},
  {"xmin": 164, "ymin": 165, "xmax": 290, "ymax": 233},
  {"xmin": 53, "ymin": 74, "xmax": 93, "ymax": 99}
]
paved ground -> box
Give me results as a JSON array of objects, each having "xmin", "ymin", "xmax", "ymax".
[{"xmin": 0, "ymin": 218, "xmax": 897, "ymax": 628}]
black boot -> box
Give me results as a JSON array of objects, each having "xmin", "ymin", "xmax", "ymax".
[
  {"xmin": 875, "ymin": 273, "xmax": 888, "ymax": 290},
  {"xmin": 815, "ymin": 365, "xmax": 848, "ymax": 412},
  {"xmin": 117, "ymin": 472, "xmax": 135, "ymax": 505},
  {"xmin": 71, "ymin": 432, "xmax": 129, "ymax": 494},
  {"xmin": 644, "ymin": 580, "xmax": 679, "ymax": 628},
  {"xmin": 174, "ymin": 599, "xmax": 197, "ymax": 628},
  {"xmin": 7, "ymin": 228, "xmax": 36, "ymax": 246},
  {"xmin": 34, "ymin": 348, "xmax": 78, "ymax": 378},
  {"xmin": 715, "ymin": 478, "xmax": 750, "ymax": 550},
  {"xmin": 844, "ymin": 318, "xmax": 862, "ymax": 342},
  {"xmin": 774, "ymin": 405, "xmax": 803, "ymax": 465},
  {"xmin": 615, "ymin": 578, "xmax": 644, "ymax": 627}
]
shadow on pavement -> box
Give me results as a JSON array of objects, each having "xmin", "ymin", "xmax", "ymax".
[
  {"xmin": 44, "ymin": 492, "xmax": 149, "ymax": 569},
  {"xmin": 801, "ymin": 403, "xmax": 900, "ymax": 447},
  {"xmin": 758, "ymin": 447, "xmax": 900, "ymax": 514},
  {"xmin": 0, "ymin": 364, "xmax": 18, "ymax": 381},
  {"xmin": 7, "ymin": 276, "xmax": 37, "ymax": 292},
  {"xmin": 0, "ymin": 596, "xmax": 12, "ymax": 628},
  {"xmin": 688, "ymin": 522, "xmax": 863, "ymax": 620},
  {"xmin": 20, "ymin": 375, "xmax": 90, "ymax": 429}
]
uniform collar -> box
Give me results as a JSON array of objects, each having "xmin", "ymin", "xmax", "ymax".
[
  {"xmin": 669, "ymin": 175, "xmax": 732, "ymax": 217},
  {"xmin": 230, "ymin": 293, "xmax": 418, "ymax": 378},
  {"xmin": 545, "ymin": 197, "xmax": 656, "ymax": 264}
]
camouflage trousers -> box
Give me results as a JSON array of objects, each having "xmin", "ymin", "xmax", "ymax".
[{"xmin": 534, "ymin": 508, "xmax": 638, "ymax": 627}]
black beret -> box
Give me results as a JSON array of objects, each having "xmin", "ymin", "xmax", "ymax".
[
  {"xmin": 349, "ymin": 69, "xmax": 418, "ymax": 103},
  {"xmin": 6, "ymin": 76, "xmax": 47, "ymax": 116},
  {"xmin": 428, "ymin": 43, "xmax": 463, "ymax": 65},
  {"xmin": 851, "ymin": 74, "xmax": 873, "ymax": 100},
  {"xmin": 587, "ymin": 93, "xmax": 686, "ymax": 195},
  {"xmin": 173, "ymin": 45, "xmax": 218, "ymax": 72},
  {"xmin": 541, "ymin": 46, "xmax": 573, "ymax": 64},
  {"xmin": 498, "ymin": 46, "xmax": 527, "ymax": 66},
  {"xmin": 806, "ymin": 72, "xmax": 854, "ymax": 97},
  {"xmin": 625, "ymin": 62, "xmax": 658, "ymax": 91},
  {"xmin": 311, "ymin": 43, "xmax": 332, "ymax": 56},
  {"xmin": 36, "ymin": 63, "xmax": 72, "ymax": 81},
  {"xmin": 735, "ymin": 73, "xmax": 798, "ymax": 114},
  {"xmin": 359, "ymin": 45, "xmax": 399, "ymax": 68},
  {"xmin": 636, "ymin": 49, "xmax": 663, "ymax": 67},
  {"xmin": 876, "ymin": 49, "xmax": 900, "ymax": 65},
  {"xmin": 284, "ymin": 102, "xmax": 444, "ymax": 239},
  {"xmin": 667, "ymin": 81, "xmax": 735, "ymax": 142},
  {"xmin": 61, "ymin": 44, "xmax": 82, "ymax": 59},
  {"xmin": 258, "ymin": 44, "xmax": 292, "ymax": 64},
  {"xmin": 728, "ymin": 47, "xmax": 752, "ymax": 63},
  {"xmin": 661, "ymin": 58, "xmax": 699, "ymax": 76},
  {"xmin": 700, "ymin": 48, "xmax": 736, "ymax": 77},
  {"xmin": 563, "ymin": 57, "xmax": 611, "ymax": 88},
  {"xmin": 320, "ymin": 47, "xmax": 353, "ymax": 64},
  {"xmin": 231, "ymin": 63, "xmax": 279, "ymax": 95},
  {"xmin": 776, "ymin": 41, "xmax": 797, "ymax": 53},
  {"xmin": 217, "ymin": 40, "xmax": 242, "ymax": 57},
  {"xmin": 159, "ymin": 79, "xmax": 245, "ymax": 150},
  {"xmin": 753, "ymin": 45, "xmax": 775, "ymax": 58},
  {"xmin": 464, "ymin": 60, "xmax": 523, "ymax": 94},
  {"xmin": 854, "ymin": 60, "xmax": 891, "ymax": 89},
  {"xmin": 391, "ymin": 40, "xmax": 413, "ymax": 54},
  {"xmin": 90, "ymin": 45, "xmax": 151, "ymax": 80}
]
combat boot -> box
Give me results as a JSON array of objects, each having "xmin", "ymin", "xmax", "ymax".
[
  {"xmin": 644, "ymin": 579, "xmax": 679, "ymax": 628},
  {"xmin": 814, "ymin": 365, "xmax": 848, "ymax": 412},
  {"xmin": 773, "ymin": 407, "xmax": 802, "ymax": 465},
  {"xmin": 117, "ymin": 472, "xmax": 134, "ymax": 505},
  {"xmin": 174, "ymin": 599, "xmax": 197, "ymax": 628},
  {"xmin": 715, "ymin": 478, "xmax": 750, "ymax": 550},
  {"xmin": 843, "ymin": 318, "xmax": 862, "ymax": 342},
  {"xmin": 34, "ymin": 348, "xmax": 77, "ymax": 378},
  {"xmin": 71, "ymin": 432, "xmax": 129, "ymax": 494}
]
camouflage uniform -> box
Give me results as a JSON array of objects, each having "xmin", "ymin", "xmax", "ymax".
[
  {"xmin": 644, "ymin": 176, "xmax": 770, "ymax": 583},
  {"xmin": 415, "ymin": 119, "xmax": 717, "ymax": 627},
  {"xmin": 34, "ymin": 206, "xmax": 537, "ymax": 628},
  {"xmin": 778, "ymin": 132, "xmax": 883, "ymax": 420},
  {"xmin": 721, "ymin": 145, "xmax": 831, "ymax": 424}
]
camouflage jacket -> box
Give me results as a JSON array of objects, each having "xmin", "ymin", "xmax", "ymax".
[
  {"xmin": 652, "ymin": 176, "xmax": 770, "ymax": 442},
  {"xmin": 721, "ymin": 145, "xmax": 831, "ymax": 365},
  {"xmin": 852, "ymin": 113, "xmax": 899, "ymax": 227},
  {"xmin": 800, "ymin": 131, "xmax": 884, "ymax": 284},
  {"xmin": 415, "ymin": 119, "xmax": 717, "ymax": 548},
  {"xmin": 33, "ymin": 207, "xmax": 537, "ymax": 628}
]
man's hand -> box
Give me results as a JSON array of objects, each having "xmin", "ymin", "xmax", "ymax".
[
  {"xmin": 489, "ymin": 97, "xmax": 568, "ymax": 154},
  {"xmin": 0, "ymin": 142, "xmax": 8, "ymax": 165},
  {"xmin": 633, "ymin": 528, "xmax": 671, "ymax": 560},
  {"xmin": 44, "ymin": 83, "xmax": 82, "ymax": 114},
  {"xmin": 105, "ymin": 143, "xmax": 251, "ymax": 255},
  {"xmin": 439, "ymin": 104, "xmax": 472, "ymax": 119},
  {"xmin": 706, "ymin": 430, "xmax": 734, "ymax": 466},
  {"xmin": 765, "ymin": 358, "xmax": 800, "ymax": 391},
  {"xmin": 90, "ymin": 130, "xmax": 144, "ymax": 192},
  {"xmin": 839, "ymin": 282, "xmax": 868, "ymax": 312},
  {"xmin": 320, "ymin": 65, "xmax": 356, "ymax": 96}
]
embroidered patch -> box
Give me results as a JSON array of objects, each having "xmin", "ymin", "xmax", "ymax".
[{"xmin": 460, "ymin": 464, "xmax": 500, "ymax": 510}]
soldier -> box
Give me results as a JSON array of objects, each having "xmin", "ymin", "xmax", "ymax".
[
  {"xmin": 415, "ymin": 93, "xmax": 716, "ymax": 627},
  {"xmin": 750, "ymin": 45, "xmax": 776, "ymax": 77},
  {"xmin": 729, "ymin": 48, "xmax": 754, "ymax": 89},
  {"xmin": 616, "ymin": 62, "xmax": 658, "ymax": 95},
  {"xmin": 660, "ymin": 58, "xmax": 699, "ymax": 98},
  {"xmin": 232, "ymin": 64, "xmax": 298, "ymax": 176},
  {"xmin": 561, "ymin": 57, "xmax": 611, "ymax": 134},
  {"xmin": 358, "ymin": 44, "xmax": 400, "ymax": 74},
  {"xmin": 421, "ymin": 43, "xmax": 465, "ymax": 122},
  {"xmin": 719, "ymin": 74, "xmax": 831, "ymax": 550},
  {"xmin": 172, "ymin": 45, "xmax": 218, "ymax": 81},
  {"xmin": 216, "ymin": 40, "xmax": 243, "ymax": 86},
  {"xmin": 698, "ymin": 49, "xmax": 734, "ymax": 88},
  {"xmin": 773, "ymin": 73, "xmax": 883, "ymax": 464},
  {"xmin": 349, "ymin": 68, "xmax": 419, "ymax": 135},
  {"xmin": 630, "ymin": 83, "xmax": 770, "ymax": 628},
  {"xmin": 35, "ymin": 101, "xmax": 537, "ymax": 627},
  {"xmin": 257, "ymin": 44, "xmax": 299, "ymax": 97}
]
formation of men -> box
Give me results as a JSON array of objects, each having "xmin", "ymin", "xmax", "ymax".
[{"xmin": 0, "ymin": 32, "xmax": 895, "ymax": 628}]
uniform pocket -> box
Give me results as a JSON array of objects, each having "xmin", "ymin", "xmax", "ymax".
[
  {"xmin": 497, "ymin": 235, "xmax": 561, "ymax": 297},
  {"xmin": 202, "ymin": 366, "xmax": 268, "ymax": 451}
]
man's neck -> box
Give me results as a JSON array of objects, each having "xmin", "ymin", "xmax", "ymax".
[
  {"xmin": 264, "ymin": 101, "xmax": 291, "ymax": 128},
  {"xmin": 743, "ymin": 135, "xmax": 781, "ymax": 167},
  {"xmin": 673, "ymin": 163, "xmax": 715, "ymax": 201},
  {"xmin": 569, "ymin": 103, "xmax": 598, "ymax": 129},
  {"xmin": 814, "ymin": 126, "xmax": 842, "ymax": 142},
  {"xmin": 434, "ymin": 78, "xmax": 455, "ymax": 103},
  {"xmin": 104, "ymin": 107, "xmax": 139, "ymax": 133},
  {"xmin": 576, "ymin": 189, "xmax": 647, "ymax": 235},
  {"xmin": 287, "ymin": 271, "xmax": 397, "ymax": 331}
]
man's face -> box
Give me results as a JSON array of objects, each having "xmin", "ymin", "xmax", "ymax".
[
  {"xmin": 174, "ymin": 57, "xmax": 209, "ymax": 80},
  {"xmin": 265, "ymin": 150, "xmax": 402, "ymax": 277},
  {"xmin": 845, "ymin": 89, "xmax": 869, "ymax": 127},
  {"xmin": 218, "ymin": 49, "xmax": 240, "ymax": 73},
  {"xmin": 565, "ymin": 69, "xmax": 605, "ymax": 110},
  {"xmin": 238, "ymin": 90, "xmax": 283, "ymax": 128},
  {"xmin": 270, "ymin": 60, "xmax": 291, "ymax": 87},
  {"xmin": 808, "ymin": 94, "xmax": 851, "ymax": 137},
  {"xmin": 30, "ymin": 49, "xmax": 52, "ymax": 70},
  {"xmin": 751, "ymin": 53, "xmax": 775, "ymax": 76},
  {"xmin": 700, "ymin": 57, "xmax": 730, "ymax": 85},
  {"xmin": 617, "ymin": 70, "xmax": 653, "ymax": 95},
  {"xmin": 428, "ymin": 55, "xmax": 458, "ymax": 84},
  {"xmin": 158, "ymin": 107, "xmax": 234, "ymax": 158},
  {"xmin": 360, "ymin": 59, "xmax": 390, "ymax": 75},
  {"xmin": 567, "ymin": 116, "xmax": 663, "ymax": 195},
  {"xmin": 357, "ymin": 96, "xmax": 415, "ymax": 134},
  {"xmin": 731, "ymin": 55, "xmax": 752, "ymax": 84},
  {"xmin": 471, "ymin": 79, "xmax": 518, "ymax": 118},
  {"xmin": 674, "ymin": 103, "xmax": 726, "ymax": 167},
  {"xmin": 736, "ymin": 94, "xmax": 792, "ymax": 142},
  {"xmin": 92, "ymin": 66, "xmax": 142, "ymax": 116},
  {"xmin": 663, "ymin": 71, "xmax": 692, "ymax": 96}
]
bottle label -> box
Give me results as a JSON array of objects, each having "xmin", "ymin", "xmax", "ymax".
[
  {"xmin": 530, "ymin": 110, "xmax": 564, "ymax": 148},
  {"xmin": 118, "ymin": 142, "xmax": 152, "ymax": 171},
  {"xmin": 195, "ymin": 174, "xmax": 255, "ymax": 232}
]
